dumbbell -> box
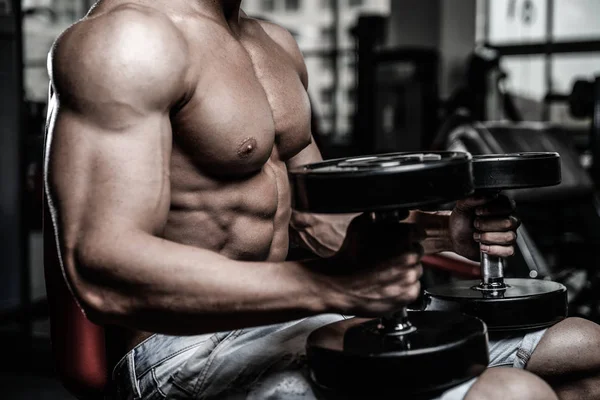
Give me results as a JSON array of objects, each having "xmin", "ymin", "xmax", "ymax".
[
  {"xmin": 289, "ymin": 152, "xmax": 489, "ymax": 398},
  {"xmin": 424, "ymin": 153, "xmax": 568, "ymax": 331}
]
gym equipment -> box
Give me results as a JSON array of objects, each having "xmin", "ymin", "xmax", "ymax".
[
  {"xmin": 442, "ymin": 47, "xmax": 523, "ymax": 125},
  {"xmin": 425, "ymin": 153, "xmax": 568, "ymax": 332},
  {"xmin": 289, "ymin": 152, "xmax": 489, "ymax": 398},
  {"xmin": 352, "ymin": 15, "xmax": 439, "ymax": 154},
  {"xmin": 546, "ymin": 76, "xmax": 600, "ymax": 184},
  {"xmin": 0, "ymin": 0, "xmax": 30, "ymax": 341}
]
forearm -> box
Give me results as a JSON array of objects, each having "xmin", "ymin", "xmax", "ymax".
[
  {"xmin": 72, "ymin": 229, "xmax": 328, "ymax": 335},
  {"xmin": 289, "ymin": 210, "xmax": 454, "ymax": 257},
  {"xmin": 289, "ymin": 211, "xmax": 358, "ymax": 258},
  {"xmin": 407, "ymin": 210, "xmax": 453, "ymax": 254}
]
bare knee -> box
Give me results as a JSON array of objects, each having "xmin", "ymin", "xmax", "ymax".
[
  {"xmin": 527, "ymin": 317, "xmax": 600, "ymax": 377},
  {"xmin": 465, "ymin": 368, "xmax": 558, "ymax": 400}
]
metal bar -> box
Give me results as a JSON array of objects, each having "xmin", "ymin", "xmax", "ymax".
[
  {"xmin": 2, "ymin": 0, "xmax": 31, "ymax": 343},
  {"xmin": 481, "ymin": 253, "xmax": 505, "ymax": 284},
  {"xmin": 542, "ymin": 0, "xmax": 554, "ymax": 121},
  {"xmin": 485, "ymin": 39, "xmax": 600, "ymax": 56},
  {"xmin": 374, "ymin": 47, "xmax": 438, "ymax": 63},
  {"xmin": 544, "ymin": 92, "xmax": 568, "ymax": 103},
  {"xmin": 15, "ymin": 0, "xmax": 30, "ymax": 344},
  {"xmin": 331, "ymin": 0, "xmax": 339, "ymax": 137},
  {"xmin": 354, "ymin": 16, "xmax": 377, "ymax": 154},
  {"xmin": 516, "ymin": 225, "xmax": 551, "ymax": 278},
  {"xmin": 483, "ymin": 0, "xmax": 490, "ymax": 44}
]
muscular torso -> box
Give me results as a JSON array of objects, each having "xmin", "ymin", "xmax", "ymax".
[
  {"xmin": 167, "ymin": 19, "xmax": 311, "ymax": 262},
  {"xmin": 85, "ymin": 1, "xmax": 313, "ymax": 350}
]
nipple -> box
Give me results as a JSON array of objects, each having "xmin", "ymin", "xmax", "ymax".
[{"xmin": 237, "ymin": 137, "xmax": 258, "ymax": 159}]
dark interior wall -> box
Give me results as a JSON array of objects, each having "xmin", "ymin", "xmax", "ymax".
[
  {"xmin": 388, "ymin": 0, "xmax": 477, "ymax": 98},
  {"xmin": 0, "ymin": 0, "xmax": 23, "ymax": 311},
  {"xmin": 388, "ymin": 0, "xmax": 440, "ymax": 49},
  {"xmin": 439, "ymin": 0, "xmax": 477, "ymax": 98}
]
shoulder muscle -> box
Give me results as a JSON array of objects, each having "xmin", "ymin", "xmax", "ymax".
[{"xmin": 49, "ymin": 4, "xmax": 189, "ymax": 123}]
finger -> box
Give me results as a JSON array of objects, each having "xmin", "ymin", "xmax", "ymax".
[
  {"xmin": 455, "ymin": 193, "xmax": 500, "ymax": 211},
  {"xmin": 397, "ymin": 263, "xmax": 423, "ymax": 284},
  {"xmin": 480, "ymin": 244, "xmax": 515, "ymax": 257},
  {"xmin": 379, "ymin": 265, "xmax": 423, "ymax": 292},
  {"xmin": 384, "ymin": 281, "xmax": 421, "ymax": 303},
  {"xmin": 381, "ymin": 244, "xmax": 424, "ymax": 266},
  {"xmin": 377, "ymin": 254, "xmax": 421, "ymax": 277},
  {"xmin": 475, "ymin": 198, "xmax": 516, "ymax": 217},
  {"xmin": 402, "ymin": 281, "xmax": 421, "ymax": 302},
  {"xmin": 373, "ymin": 261, "xmax": 423, "ymax": 286},
  {"xmin": 474, "ymin": 231, "xmax": 517, "ymax": 245},
  {"xmin": 474, "ymin": 216, "xmax": 520, "ymax": 232}
]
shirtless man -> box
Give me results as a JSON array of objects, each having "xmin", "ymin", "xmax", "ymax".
[{"xmin": 44, "ymin": 1, "xmax": 600, "ymax": 399}]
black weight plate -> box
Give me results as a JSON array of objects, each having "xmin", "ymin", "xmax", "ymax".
[
  {"xmin": 289, "ymin": 152, "xmax": 473, "ymax": 213},
  {"xmin": 307, "ymin": 311, "xmax": 488, "ymax": 399},
  {"xmin": 424, "ymin": 279, "xmax": 567, "ymax": 332},
  {"xmin": 472, "ymin": 153, "xmax": 561, "ymax": 190}
]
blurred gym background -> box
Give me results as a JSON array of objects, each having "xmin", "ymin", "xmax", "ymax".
[{"xmin": 2, "ymin": 0, "xmax": 600, "ymax": 398}]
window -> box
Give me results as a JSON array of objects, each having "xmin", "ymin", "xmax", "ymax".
[
  {"xmin": 488, "ymin": 0, "xmax": 547, "ymax": 44},
  {"xmin": 320, "ymin": 57, "xmax": 334, "ymax": 71},
  {"xmin": 285, "ymin": 0, "xmax": 301, "ymax": 11},
  {"xmin": 320, "ymin": 26, "xmax": 335, "ymax": 44},
  {"xmin": 320, "ymin": 87, "xmax": 335, "ymax": 104},
  {"xmin": 261, "ymin": 0, "xmax": 275, "ymax": 12},
  {"xmin": 553, "ymin": 0, "xmax": 600, "ymax": 40},
  {"xmin": 349, "ymin": 0, "xmax": 363, "ymax": 6}
]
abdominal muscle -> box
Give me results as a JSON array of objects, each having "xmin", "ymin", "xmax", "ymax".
[{"xmin": 120, "ymin": 155, "xmax": 293, "ymax": 352}]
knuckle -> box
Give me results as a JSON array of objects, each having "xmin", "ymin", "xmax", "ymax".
[
  {"xmin": 407, "ymin": 282, "xmax": 421, "ymax": 300},
  {"xmin": 383, "ymin": 285, "xmax": 401, "ymax": 298},
  {"xmin": 405, "ymin": 251, "xmax": 420, "ymax": 265},
  {"xmin": 406, "ymin": 265, "xmax": 422, "ymax": 284}
]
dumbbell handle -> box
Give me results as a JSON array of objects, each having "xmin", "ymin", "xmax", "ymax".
[
  {"xmin": 480, "ymin": 253, "xmax": 507, "ymax": 289},
  {"xmin": 476, "ymin": 189, "xmax": 508, "ymax": 290},
  {"xmin": 481, "ymin": 253, "xmax": 505, "ymax": 284},
  {"xmin": 381, "ymin": 307, "xmax": 415, "ymax": 335},
  {"xmin": 370, "ymin": 210, "xmax": 417, "ymax": 335}
]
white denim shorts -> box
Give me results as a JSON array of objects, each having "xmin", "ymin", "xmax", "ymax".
[{"xmin": 112, "ymin": 314, "xmax": 547, "ymax": 400}]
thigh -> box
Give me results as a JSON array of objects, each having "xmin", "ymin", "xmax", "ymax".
[
  {"xmin": 168, "ymin": 314, "xmax": 345, "ymax": 399},
  {"xmin": 435, "ymin": 378, "xmax": 477, "ymax": 400},
  {"xmin": 525, "ymin": 317, "xmax": 600, "ymax": 378}
]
